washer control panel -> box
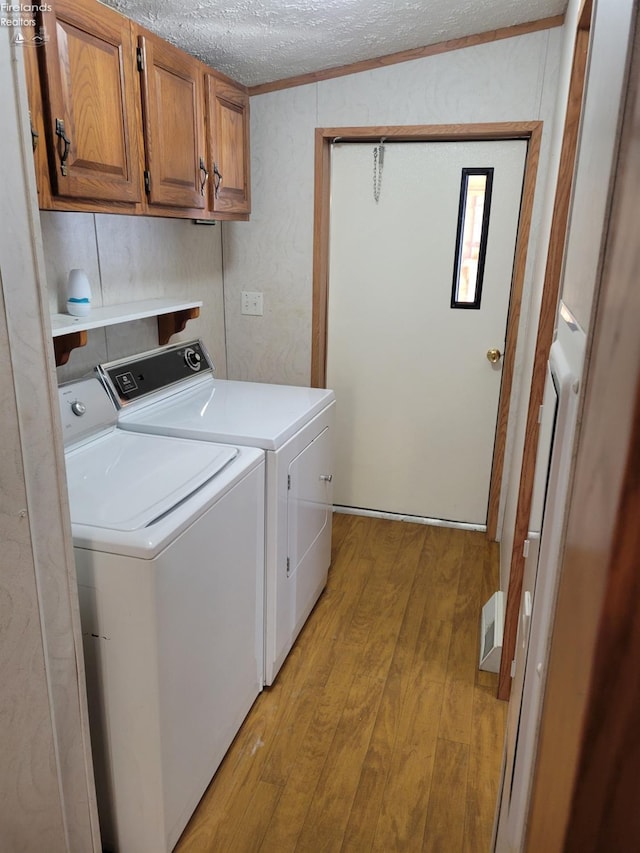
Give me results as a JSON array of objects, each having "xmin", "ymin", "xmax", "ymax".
[
  {"xmin": 58, "ymin": 378, "xmax": 117, "ymax": 447},
  {"xmin": 97, "ymin": 339, "xmax": 213, "ymax": 406}
]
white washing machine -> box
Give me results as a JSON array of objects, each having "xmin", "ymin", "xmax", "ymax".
[
  {"xmin": 58, "ymin": 378, "xmax": 265, "ymax": 853},
  {"xmin": 97, "ymin": 340, "xmax": 335, "ymax": 685}
]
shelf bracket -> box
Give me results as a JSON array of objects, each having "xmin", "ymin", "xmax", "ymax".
[
  {"xmin": 53, "ymin": 330, "xmax": 88, "ymax": 366},
  {"xmin": 157, "ymin": 307, "xmax": 200, "ymax": 345}
]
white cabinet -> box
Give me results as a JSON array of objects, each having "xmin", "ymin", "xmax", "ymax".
[
  {"xmin": 287, "ymin": 425, "xmax": 333, "ymax": 589},
  {"xmin": 265, "ymin": 401, "xmax": 335, "ymax": 685}
]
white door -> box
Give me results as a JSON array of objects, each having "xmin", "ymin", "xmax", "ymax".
[{"xmin": 326, "ymin": 140, "xmax": 527, "ymax": 525}]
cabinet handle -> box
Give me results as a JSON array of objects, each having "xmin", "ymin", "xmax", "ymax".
[
  {"xmin": 213, "ymin": 162, "xmax": 222, "ymax": 198},
  {"xmin": 55, "ymin": 118, "xmax": 71, "ymax": 176},
  {"xmin": 199, "ymin": 157, "xmax": 208, "ymax": 196}
]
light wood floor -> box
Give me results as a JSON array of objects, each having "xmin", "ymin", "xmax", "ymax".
[{"xmin": 175, "ymin": 513, "xmax": 507, "ymax": 852}]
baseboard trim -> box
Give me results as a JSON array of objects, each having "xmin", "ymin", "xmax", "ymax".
[{"xmin": 333, "ymin": 505, "xmax": 487, "ymax": 532}]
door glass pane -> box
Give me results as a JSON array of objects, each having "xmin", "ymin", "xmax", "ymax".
[{"xmin": 451, "ymin": 168, "xmax": 494, "ymax": 309}]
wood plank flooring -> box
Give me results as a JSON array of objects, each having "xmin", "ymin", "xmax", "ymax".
[{"xmin": 175, "ymin": 513, "xmax": 507, "ymax": 853}]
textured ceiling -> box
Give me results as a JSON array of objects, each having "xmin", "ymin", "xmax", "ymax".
[{"xmin": 103, "ymin": 0, "xmax": 567, "ymax": 88}]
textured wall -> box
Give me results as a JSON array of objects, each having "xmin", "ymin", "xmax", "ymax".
[
  {"xmin": 559, "ymin": 0, "xmax": 637, "ymax": 331},
  {"xmin": 42, "ymin": 213, "xmax": 227, "ymax": 382},
  {"xmin": 222, "ymin": 85, "xmax": 317, "ymax": 386}
]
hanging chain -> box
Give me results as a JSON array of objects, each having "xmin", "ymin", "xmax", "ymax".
[{"xmin": 373, "ymin": 143, "xmax": 385, "ymax": 203}]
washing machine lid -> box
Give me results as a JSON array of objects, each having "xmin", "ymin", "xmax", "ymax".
[
  {"xmin": 120, "ymin": 378, "xmax": 335, "ymax": 450},
  {"xmin": 65, "ymin": 430, "xmax": 238, "ymax": 531}
]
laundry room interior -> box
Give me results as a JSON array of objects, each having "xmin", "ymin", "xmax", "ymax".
[{"xmin": 2, "ymin": 0, "xmax": 640, "ymax": 850}]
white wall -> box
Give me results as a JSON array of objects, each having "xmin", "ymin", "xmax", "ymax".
[
  {"xmin": 42, "ymin": 212, "xmax": 228, "ymax": 382},
  {"xmin": 560, "ymin": 0, "xmax": 637, "ymax": 330}
]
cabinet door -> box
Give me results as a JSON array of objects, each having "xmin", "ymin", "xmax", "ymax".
[
  {"xmin": 138, "ymin": 35, "xmax": 206, "ymax": 210},
  {"xmin": 39, "ymin": 0, "xmax": 141, "ymax": 202},
  {"xmin": 205, "ymin": 76, "xmax": 251, "ymax": 215},
  {"xmin": 287, "ymin": 425, "xmax": 333, "ymax": 590},
  {"xmin": 22, "ymin": 19, "xmax": 52, "ymax": 208}
]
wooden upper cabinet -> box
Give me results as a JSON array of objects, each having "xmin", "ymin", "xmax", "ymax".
[
  {"xmin": 205, "ymin": 75, "xmax": 251, "ymax": 216},
  {"xmin": 138, "ymin": 34, "xmax": 206, "ymax": 211},
  {"xmin": 25, "ymin": 0, "xmax": 250, "ymax": 218},
  {"xmin": 39, "ymin": 0, "xmax": 141, "ymax": 203}
]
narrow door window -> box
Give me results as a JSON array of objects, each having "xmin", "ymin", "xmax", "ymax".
[{"xmin": 451, "ymin": 168, "xmax": 494, "ymax": 309}]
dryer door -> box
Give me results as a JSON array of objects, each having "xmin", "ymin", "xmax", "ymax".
[{"xmin": 287, "ymin": 426, "xmax": 333, "ymax": 597}]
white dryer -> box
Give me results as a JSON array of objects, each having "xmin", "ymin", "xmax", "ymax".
[
  {"xmin": 98, "ymin": 340, "xmax": 335, "ymax": 685},
  {"xmin": 59, "ymin": 378, "xmax": 265, "ymax": 852}
]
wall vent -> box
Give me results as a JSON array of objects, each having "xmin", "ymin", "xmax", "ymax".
[{"xmin": 479, "ymin": 590, "xmax": 504, "ymax": 673}]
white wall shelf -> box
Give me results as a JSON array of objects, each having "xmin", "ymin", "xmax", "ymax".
[{"xmin": 51, "ymin": 298, "xmax": 202, "ymax": 366}]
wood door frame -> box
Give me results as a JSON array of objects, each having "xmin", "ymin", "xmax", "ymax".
[
  {"xmin": 311, "ymin": 122, "xmax": 542, "ymax": 534},
  {"xmin": 498, "ymin": 1, "xmax": 592, "ymax": 700}
]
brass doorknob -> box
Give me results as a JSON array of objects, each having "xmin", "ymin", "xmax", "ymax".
[{"xmin": 486, "ymin": 348, "xmax": 502, "ymax": 364}]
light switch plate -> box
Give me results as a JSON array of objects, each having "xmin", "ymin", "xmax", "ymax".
[{"xmin": 241, "ymin": 291, "xmax": 264, "ymax": 316}]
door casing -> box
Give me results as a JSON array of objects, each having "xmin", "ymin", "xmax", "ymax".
[{"xmin": 311, "ymin": 122, "xmax": 542, "ymax": 539}]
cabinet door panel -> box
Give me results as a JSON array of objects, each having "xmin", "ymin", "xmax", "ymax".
[
  {"xmin": 22, "ymin": 19, "xmax": 53, "ymax": 208},
  {"xmin": 205, "ymin": 76, "xmax": 251, "ymax": 215},
  {"xmin": 139, "ymin": 36, "xmax": 205, "ymax": 210},
  {"xmin": 40, "ymin": 0, "xmax": 140, "ymax": 202}
]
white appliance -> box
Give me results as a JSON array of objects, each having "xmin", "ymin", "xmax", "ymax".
[
  {"xmin": 58, "ymin": 377, "xmax": 265, "ymax": 853},
  {"xmin": 97, "ymin": 340, "xmax": 335, "ymax": 685},
  {"xmin": 494, "ymin": 302, "xmax": 586, "ymax": 850}
]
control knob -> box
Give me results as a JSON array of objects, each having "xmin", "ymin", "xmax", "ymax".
[
  {"xmin": 184, "ymin": 347, "xmax": 202, "ymax": 371},
  {"xmin": 70, "ymin": 400, "xmax": 86, "ymax": 416}
]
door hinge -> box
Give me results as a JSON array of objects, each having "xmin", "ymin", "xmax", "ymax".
[
  {"xmin": 286, "ymin": 557, "xmax": 290, "ymax": 576},
  {"xmin": 287, "ymin": 474, "xmax": 291, "ymax": 490},
  {"xmin": 144, "ymin": 170, "xmax": 151, "ymax": 194},
  {"xmin": 538, "ymin": 404, "xmax": 544, "ymax": 424},
  {"xmin": 136, "ymin": 46, "xmax": 144, "ymax": 72},
  {"xmin": 523, "ymin": 538, "xmax": 530, "ymax": 558},
  {"xmin": 510, "ymin": 658, "xmax": 516, "ymax": 678}
]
